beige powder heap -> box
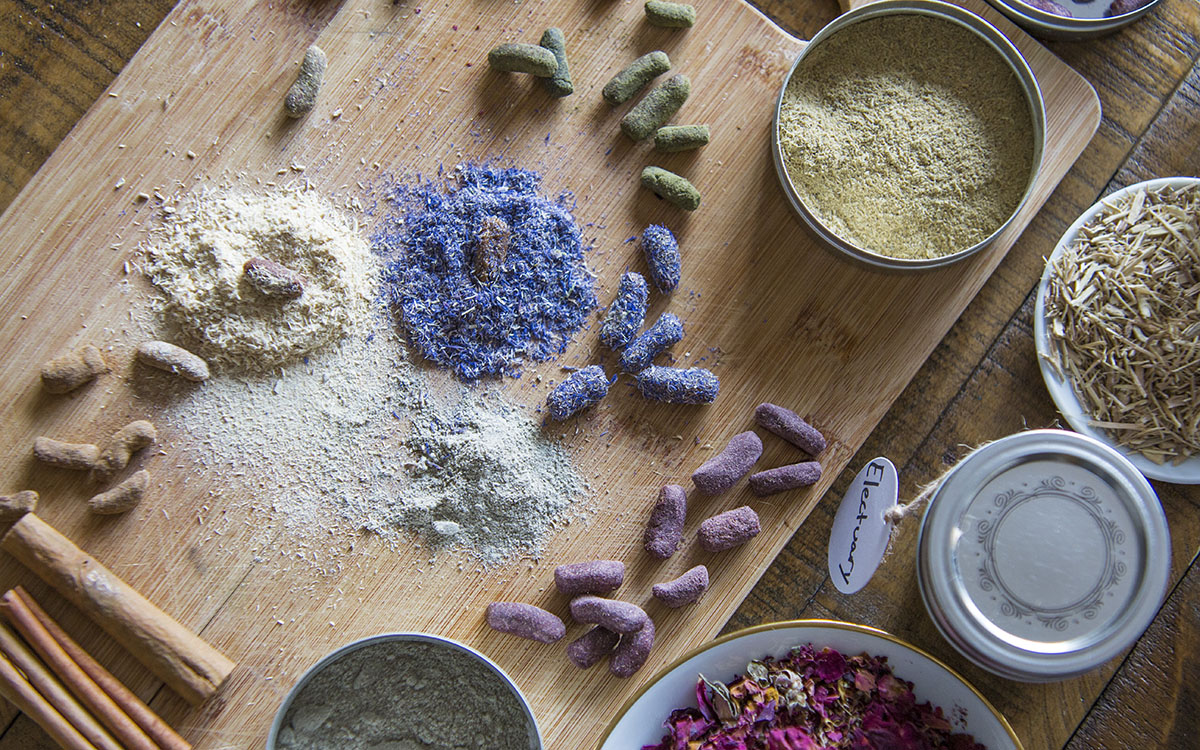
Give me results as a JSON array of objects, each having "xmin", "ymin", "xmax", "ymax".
[
  {"xmin": 144, "ymin": 188, "xmax": 372, "ymax": 372},
  {"xmin": 778, "ymin": 15, "xmax": 1034, "ymax": 260}
]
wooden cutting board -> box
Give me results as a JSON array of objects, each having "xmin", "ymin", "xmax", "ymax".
[{"xmin": 0, "ymin": 0, "xmax": 1098, "ymax": 746}]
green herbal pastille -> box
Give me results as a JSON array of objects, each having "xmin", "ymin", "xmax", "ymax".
[
  {"xmin": 655, "ymin": 124, "xmax": 710, "ymax": 152},
  {"xmin": 539, "ymin": 28, "xmax": 573, "ymax": 97},
  {"xmin": 621, "ymin": 74, "xmax": 691, "ymax": 141},
  {"xmin": 641, "ymin": 166, "xmax": 701, "ymax": 211},
  {"xmin": 645, "ymin": 0, "xmax": 697, "ymax": 28},
  {"xmin": 603, "ymin": 50, "xmax": 671, "ymax": 105},
  {"xmin": 487, "ymin": 43, "xmax": 559, "ymax": 77}
]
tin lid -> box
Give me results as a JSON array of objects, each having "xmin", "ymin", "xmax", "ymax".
[{"xmin": 917, "ymin": 430, "xmax": 1170, "ymax": 681}]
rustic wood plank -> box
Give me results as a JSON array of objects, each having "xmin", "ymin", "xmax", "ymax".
[
  {"xmin": 1061, "ymin": 57, "xmax": 1200, "ymax": 750},
  {"xmin": 1065, "ymin": 550, "xmax": 1200, "ymax": 748},
  {"xmin": 0, "ymin": 0, "xmax": 175, "ymax": 209}
]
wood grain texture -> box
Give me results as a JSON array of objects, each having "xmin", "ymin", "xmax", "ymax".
[
  {"xmin": 1065, "ymin": 549, "xmax": 1200, "ymax": 749},
  {"xmin": 0, "ymin": 0, "xmax": 1193, "ymax": 749},
  {"xmin": 1062, "ymin": 55, "xmax": 1200, "ymax": 750},
  {"xmin": 0, "ymin": 0, "xmax": 1094, "ymax": 745},
  {"xmin": 0, "ymin": 1, "xmax": 176, "ymax": 211}
]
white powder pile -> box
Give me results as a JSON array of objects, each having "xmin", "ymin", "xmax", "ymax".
[
  {"xmin": 144, "ymin": 188, "xmax": 372, "ymax": 372},
  {"xmin": 155, "ymin": 314, "xmax": 586, "ymax": 564}
]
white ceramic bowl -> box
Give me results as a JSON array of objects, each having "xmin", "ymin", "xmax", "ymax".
[
  {"xmin": 598, "ymin": 620, "xmax": 1021, "ymax": 750},
  {"xmin": 1034, "ymin": 176, "xmax": 1200, "ymax": 484}
]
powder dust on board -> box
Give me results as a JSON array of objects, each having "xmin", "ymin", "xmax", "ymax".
[
  {"xmin": 137, "ymin": 184, "xmax": 589, "ymax": 565},
  {"xmin": 154, "ymin": 316, "xmax": 587, "ymax": 565}
]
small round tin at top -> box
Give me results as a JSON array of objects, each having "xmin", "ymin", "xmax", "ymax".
[
  {"xmin": 985, "ymin": 0, "xmax": 1163, "ymax": 39},
  {"xmin": 916, "ymin": 430, "xmax": 1170, "ymax": 682},
  {"xmin": 771, "ymin": 0, "xmax": 1046, "ymax": 271}
]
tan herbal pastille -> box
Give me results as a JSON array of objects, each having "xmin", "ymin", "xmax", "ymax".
[{"xmin": 777, "ymin": 14, "xmax": 1034, "ymax": 260}]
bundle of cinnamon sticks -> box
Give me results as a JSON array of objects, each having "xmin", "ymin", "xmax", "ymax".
[{"xmin": 0, "ymin": 587, "xmax": 190, "ymax": 750}]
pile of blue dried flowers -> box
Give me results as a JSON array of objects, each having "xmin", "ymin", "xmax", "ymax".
[{"xmin": 375, "ymin": 164, "xmax": 597, "ymax": 381}]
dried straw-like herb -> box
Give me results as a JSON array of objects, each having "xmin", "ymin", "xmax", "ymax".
[{"xmin": 1045, "ymin": 183, "xmax": 1200, "ymax": 464}]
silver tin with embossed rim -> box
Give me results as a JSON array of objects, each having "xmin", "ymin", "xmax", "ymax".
[
  {"xmin": 266, "ymin": 632, "xmax": 543, "ymax": 749},
  {"xmin": 916, "ymin": 430, "xmax": 1170, "ymax": 682},
  {"xmin": 985, "ymin": 0, "xmax": 1165, "ymax": 41},
  {"xmin": 770, "ymin": 0, "xmax": 1046, "ymax": 272}
]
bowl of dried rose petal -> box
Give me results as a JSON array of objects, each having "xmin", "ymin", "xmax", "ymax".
[{"xmin": 598, "ymin": 619, "xmax": 1020, "ymax": 750}]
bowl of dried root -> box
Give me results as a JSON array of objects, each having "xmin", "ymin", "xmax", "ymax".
[{"xmin": 1036, "ymin": 177, "xmax": 1200, "ymax": 483}]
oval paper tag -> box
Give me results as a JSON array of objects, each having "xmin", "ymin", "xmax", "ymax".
[{"xmin": 828, "ymin": 457, "xmax": 897, "ymax": 594}]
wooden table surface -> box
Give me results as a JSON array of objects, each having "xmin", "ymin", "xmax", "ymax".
[{"xmin": 0, "ymin": 0, "xmax": 1195, "ymax": 748}]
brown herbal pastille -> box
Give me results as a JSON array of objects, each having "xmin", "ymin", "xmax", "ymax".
[
  {"xmin": 40, "ymin": 344, "xmax": 109, "ymax": 394},
  {"xmin": 777, "ymin": 14, "xmax": 1032, "ymax": 260}
]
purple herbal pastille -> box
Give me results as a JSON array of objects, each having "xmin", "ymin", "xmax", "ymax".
[
  {"xmin": 636, "ymin": 365, "xmax": 719, "ymax": 404},
  {"xmin": 642, "ymin": 224, "xmax": 680, "ymax": 292},
  {"xmin": 620, "ymin": 312, "xmax": 683, "ymax": 372},
  {"xmin": 546, "ymin": 365, "xmax": 610, "ymax": 420},
  {"xmin": 599, "ymin": 271, "xmax": 649, "ymax": 351},
  {"xmin": 375, "ymin": 164, "xmax": 597, "ymax": 380}
]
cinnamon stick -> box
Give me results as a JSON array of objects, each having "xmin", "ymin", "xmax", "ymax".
[
  {"xmin": 0, "ymin": 648, "xmax": 97, "ymax": 750},
  {"xmin": 0, "ymin": 591, "xmax": 158, "ymax": 750},
  {"xmin": 2, "ymin": 513, "xmax": 235, "ymax": 705},
  {"xmin": 14, "ymin": 587, "xmax": 191, "ymax": 750},
  {"xmin": 0, "ymin": 620, "xmax": 121, "ymax": 750}
]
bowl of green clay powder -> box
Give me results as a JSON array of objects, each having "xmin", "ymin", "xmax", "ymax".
[
  {"xmin": 267, "ymin": 633, "xmax": 542, "ymax": 750},
  {"xmin": 772, "ymin": 0, "xmax": 1045, "ymax": 271}
]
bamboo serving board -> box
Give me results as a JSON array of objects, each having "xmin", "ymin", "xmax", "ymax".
[{"xmin": 0, "ymin": 0, "xmax": 1098, "ymax": 746}]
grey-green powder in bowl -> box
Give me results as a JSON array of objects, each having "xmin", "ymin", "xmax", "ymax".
[
  {"xmin": 776, "ymin": 14, "xmax": 1034, "ymax": 260},
  {"xmin": 275, "ymin": 638, "xmax": 538, "ymax": 750}
]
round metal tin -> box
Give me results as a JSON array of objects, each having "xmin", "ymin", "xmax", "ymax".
[
  {"xmin": 771, "ymin": 0, "xmax": 1046, "ymax": 272},
  {"xmin": 917, "ymin": 430, "xmax": 1170, "ymax": 682},
  {"xmin": 985, "ymin": 0, "xmax": 1165, "ymax": 40},
  {"xmin": 266, "ymin": 632, "xmax": 543, "ymax": 749}
]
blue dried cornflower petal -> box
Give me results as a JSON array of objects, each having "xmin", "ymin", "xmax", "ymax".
[
  {"xmin": 375, "ymin": 164, "xmax": 597, "ymax": 381},
  {"xmin": 546, "ymin": 365, "xmax": 610, "ymax": 420},
  {"xmin": 642, "ymin": 224, "xmax": 680, "ymax": 293},
  {"xmin": 599, "ymin": 272, "xmax": 649, "ymax": 351},
  {"xmin": 635, "ymin": 365, "xmax": 719, "ymax": 404},
  {"xmin": 620, "ymin": 312, "xmax": 683, "ymax": 373}
]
